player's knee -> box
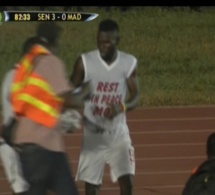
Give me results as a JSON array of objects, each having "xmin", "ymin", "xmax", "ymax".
[
  {"xmin": 118, "ymin": 174, "xmax": 134, "ymax": 195},
  {"xmin": 85, "ymin": 182, "xmax": 101, "ymax": 195}
]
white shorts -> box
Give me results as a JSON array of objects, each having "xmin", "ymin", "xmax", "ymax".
[
  {"xmin": 76, "ymin": 141, "xmax": 135, "ymax": 185},
  {"xmin": 0, "ymin": 141, "xmax": 29, "ymax": 193}
]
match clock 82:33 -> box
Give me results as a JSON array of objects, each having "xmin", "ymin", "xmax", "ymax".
[{"xmin": 14, "ymin": 13, "xmax": 31, "ymax": 21}]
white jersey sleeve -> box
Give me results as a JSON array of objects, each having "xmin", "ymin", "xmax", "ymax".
[{"xmin": 126, "ymin": 56, "xmax": 137, "ymax": 78}]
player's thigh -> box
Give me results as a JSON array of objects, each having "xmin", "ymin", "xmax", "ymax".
[
  {"xmin": 76, "ymin": 148, "xmax": 106, "ymax": 185},
  {"xmin": 0, "ymin": 144, "xmax": 18, "ymax": 170},
  {"xmin": 0, "ymin": 144, "xmax": 29, "ymax": 194},
  {"xmin": 0, "ymin": 144, "xmax": 22, "ymax": 180},
  {"xmin": 107, "ymin": 142, "xmax": 135, "ymax": 182}
]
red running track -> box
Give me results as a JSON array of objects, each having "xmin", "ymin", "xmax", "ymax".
[{"xmin": 1, "ymin": 105, "xmax": 215, "ymax": 195}]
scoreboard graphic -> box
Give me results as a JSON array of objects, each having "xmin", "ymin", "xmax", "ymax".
[{"xmin": 0, "ymin": 11, "xmax": 99, "ymax": 24}]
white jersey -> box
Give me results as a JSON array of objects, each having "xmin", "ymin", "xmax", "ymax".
[
  {"xmin": 81, "ymin": 49, "xmax": 137, "ymax": 147},
  {"xmin": 0, "ymin": 68, "xmax": 29, "ymax": 193},
  {"xmin": 1, "ymin": 69, "xmax": 15, "ymax": 125}
]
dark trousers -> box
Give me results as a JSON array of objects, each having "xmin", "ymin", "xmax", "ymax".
[{"xmin": 16, "ymin": 144, "xmax": 79, "ymax": 195}]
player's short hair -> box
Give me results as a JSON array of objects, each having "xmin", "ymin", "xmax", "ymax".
[
  {"xmin": 22, "ymin": 36, "xmax": 43, "ymax": 55},
  {"xmin": 207, "ymin": 133, "xmax": 215, "ymax": 158},
  {"xmin": 98, "ymin": 19, "xmax": 119, "ymax": 32}
]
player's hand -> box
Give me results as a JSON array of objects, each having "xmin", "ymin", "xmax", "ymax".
[
  {"xmin": 58, "ymin": 109, "xmax": 82, "ymax": 133},
  {"xmin": 104, "ymin": 103, "xmax": 123, "ymax": 120}
]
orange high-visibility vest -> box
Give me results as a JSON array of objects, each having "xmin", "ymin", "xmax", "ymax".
[{"xmin": 11, "ymin": 44, "xmax": 64, "ymax": 128}]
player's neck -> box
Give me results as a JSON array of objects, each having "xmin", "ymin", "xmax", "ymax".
[{"xmin": 103, "ymin": 50, "xmax": 118, "ymax": 65}]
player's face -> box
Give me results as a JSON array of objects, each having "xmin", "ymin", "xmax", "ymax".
[{"xmin": 97, "ymin": 30, "xmax": 119, "ymax": 61}]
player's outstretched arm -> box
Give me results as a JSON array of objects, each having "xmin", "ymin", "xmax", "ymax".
[
  {"xmin": 70, "ymin": 56, "xmax": 85, "ymax": 88},
  {"xmin": 61, "ymin": 81, "xmax": 91, "ymax": 109},
  {"xmin": 60, "ymin": 56, "xmax": 89, "ymax": 110},
  {"xmin": 56, "ymin": 56, "xmax": 90, "ymax": 109}
]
